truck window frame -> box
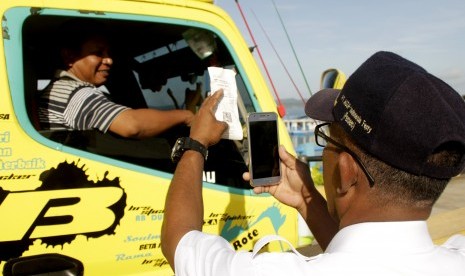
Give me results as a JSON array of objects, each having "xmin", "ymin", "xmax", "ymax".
[{"xmin": 4, "ymin": 6, "xmax": 260, "ymax": 191}]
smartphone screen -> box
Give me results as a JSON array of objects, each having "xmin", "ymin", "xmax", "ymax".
[{"xmin": 247, "ymin": 112, "xmax": 281, "ymax": 187}]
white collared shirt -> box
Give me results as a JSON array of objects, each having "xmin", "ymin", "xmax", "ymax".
[{"xmin": 174, "ymin": 221, "xmax": 465, "ymax": 275}]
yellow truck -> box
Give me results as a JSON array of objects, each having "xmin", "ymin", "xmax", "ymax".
[{"xmin": 0, "ymin": 0, "xmax": 303, "ymax": 274}]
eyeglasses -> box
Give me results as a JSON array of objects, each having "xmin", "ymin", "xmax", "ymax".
[{"xmin": 315, "ymin": 123, "xmax": 375, "ymax": 187}]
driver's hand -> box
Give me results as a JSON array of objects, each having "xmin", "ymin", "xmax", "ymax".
[{"xmin": 185, "ymin": 83, "xmax": 203, "ymax": 113}]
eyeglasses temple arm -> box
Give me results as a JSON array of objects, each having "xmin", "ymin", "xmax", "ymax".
[{"xmin": 298, "ymin": 155, "xmax": 323, "ymax": 162}]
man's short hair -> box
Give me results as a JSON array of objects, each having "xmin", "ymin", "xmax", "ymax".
[
  {"xmin": 333, "ymin": 124, "xmax": 452, "ymax": 207},
  {"xmin": 58, "ymin": 18, "xmax": 110, "ymax": 52}
]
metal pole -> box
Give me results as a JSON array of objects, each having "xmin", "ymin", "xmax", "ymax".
[
  {"xmin": 272, "ymin": 0, "xmax": 312, "ymax": 96},
  {"xmin": 251, "ymin": 9, "xmax": 306, "ymax": 104},
  {"xmin": 235, "ymin": 0, "xmax": 286, "ymax": 117}
]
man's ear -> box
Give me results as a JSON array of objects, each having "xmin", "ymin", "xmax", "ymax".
[
  {"xmin": 61, "ymin": 48, "xmax": 76, "ymax": 68},
  {"xmin": 336, "ymin": 152, "xmax": 359, "ymax": 195}
]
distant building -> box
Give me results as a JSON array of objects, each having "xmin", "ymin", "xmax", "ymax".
[{"xmin": 283, "ymin": 118, "xmax": 322, "ymax": 164}]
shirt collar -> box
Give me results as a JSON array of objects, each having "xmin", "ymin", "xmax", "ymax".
[
  {"xmin": 326, "ymin": 221, "xmax": 434, "ymax": 254},
  {"xmin": 55, "ymin": 70, "xmax": 95, "ymax": 87}
]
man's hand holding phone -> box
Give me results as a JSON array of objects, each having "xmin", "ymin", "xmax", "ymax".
[
  {"xmin": 248, "ymin": 145, "xmax": 339, "ymax": 250},
  {"xmin": 245, "ymin": 145, "xmax": 316, "ymax": 213}
]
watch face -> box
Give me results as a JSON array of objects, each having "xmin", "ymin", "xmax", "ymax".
[
  {"xmin": 171, "ymin": 138, "xmax": 185, "ymax": 163},
  {"xmin": 170, "ymin": 137, "xmax": 207, "ymax": 163}
]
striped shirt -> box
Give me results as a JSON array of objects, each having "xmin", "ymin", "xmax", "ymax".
[{"xmin": 38, "ymin": 70, "xmax": 129, "ymax": 133}]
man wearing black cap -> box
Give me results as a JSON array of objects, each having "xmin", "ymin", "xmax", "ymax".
[{"xmin": 161, "ymin": 51, "xmax": 465, "ymax": 275}]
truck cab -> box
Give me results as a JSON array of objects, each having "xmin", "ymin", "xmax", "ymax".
[{"xmin": 0, "ymin": 0, "xmax": 300, "ymax": 274}]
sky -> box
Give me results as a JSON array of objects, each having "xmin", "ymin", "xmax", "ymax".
[{"xmin": 215, "ymin": 0, "xmax": 465, "ymax": 100}]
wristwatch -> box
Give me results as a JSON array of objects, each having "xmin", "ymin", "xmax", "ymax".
[{"xmin": 171, "ymin": 137, "xmax": 208, "ymax": 163}]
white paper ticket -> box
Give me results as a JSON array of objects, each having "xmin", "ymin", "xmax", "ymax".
[{"xmin": 208, "ymin": 66, "xmax": 243, "ymax": 140}]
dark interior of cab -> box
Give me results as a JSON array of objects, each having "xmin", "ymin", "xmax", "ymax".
[{"xmin": 22, "ymin": 14, "xmax": 249, "ymax": 188}]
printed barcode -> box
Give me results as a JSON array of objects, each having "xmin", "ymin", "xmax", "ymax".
[{"xmin": 223, "ymin": 112, "xmax": 232, "ymax": 123}]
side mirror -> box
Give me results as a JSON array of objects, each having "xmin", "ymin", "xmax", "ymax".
[{"xmin": 320, "ymin": 68, "xmax": 346, "ymax": 89}]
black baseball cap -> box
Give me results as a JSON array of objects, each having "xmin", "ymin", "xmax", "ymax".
[{"xmin": 305, "ymin": 51, "xmax": 465, "ymax": 179}]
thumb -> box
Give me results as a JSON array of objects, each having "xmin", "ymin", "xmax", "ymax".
[{"xmin": 218, "ymin": 120, "xmax": 229, "ymax": 133}]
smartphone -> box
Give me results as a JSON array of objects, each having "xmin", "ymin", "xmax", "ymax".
[{"xmin": 247, "ymin": 112, "xmax": 281, "ymax": 187}]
